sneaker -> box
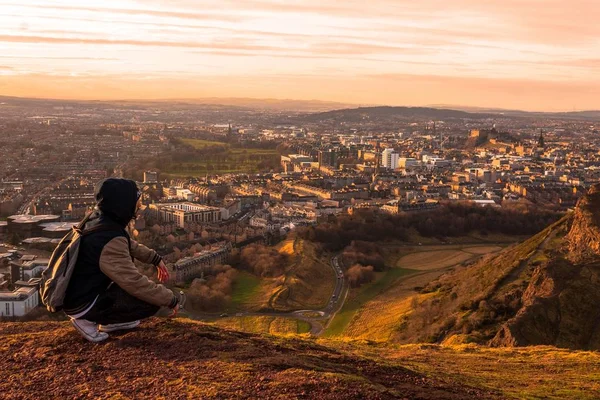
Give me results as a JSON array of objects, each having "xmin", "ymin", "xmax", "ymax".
[
  {"xmin": 71, "ymin": 319, "xmax": 109, "ymax": 343},
  {"xmin": 99, "ymin": 320, "xmax": 140, "ymax": 333}
]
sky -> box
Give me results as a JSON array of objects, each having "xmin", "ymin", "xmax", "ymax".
[{"xmin": 0, "ymin": 0, "xmax": 599, "ymax": 111}]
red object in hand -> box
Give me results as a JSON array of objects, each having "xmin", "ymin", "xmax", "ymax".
[
  {"xmin": 169, "ymin": 304, "xmax": 179, "ymax": 318},
  {"xmin": 156, "ymin": 261, "xmax": 170, "ymax": 283}
]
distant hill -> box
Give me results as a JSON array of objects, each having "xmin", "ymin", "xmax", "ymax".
[
  {"xmin": 428, "ymin": 104, "xmax": 600, "ymax": 120},
  {"xmin": 394, "ymin": 185, "xmax": 600, "ymax": 350},
  {"xmin": 0, "ymin": 95, "xmax": 358, "ymax": 113},
  {"xmin": 2, "ymin": 95, "xmax": 599, "ymax": 118},
  {"xmin": 298, "ymin": 106, "xmax": 502, "ymax": 123}
]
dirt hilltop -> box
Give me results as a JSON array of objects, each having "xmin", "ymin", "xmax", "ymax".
[{"xmin": 0, "ymin": 318, "xmax": 496, "ymax": 400}]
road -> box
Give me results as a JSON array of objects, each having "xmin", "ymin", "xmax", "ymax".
[{"xmin": 182, "ymin": 253, "xmax": 348, "ymax": 336}]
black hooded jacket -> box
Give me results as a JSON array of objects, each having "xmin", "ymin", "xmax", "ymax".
[{"xmin": 63, "ymin": 178, "xmax": 173, "ymax": 314}]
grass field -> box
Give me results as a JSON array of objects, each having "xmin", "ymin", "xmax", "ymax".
[
  {"xmin": 214, "ymin": 316, "xmax": 311, "ymax": 335},
  {"xmin": 181, "ymin": 138, "xmax": 230, "ymax": 149},
  {"xmin": 326, "ymin": 244, "xmax": 506, "ymax": 340},
  {"xmin": 164, "ymin": 140, "xmax": 279, "ymax": 177},
  {"xmin": 396, "ymin": 250, "xmax": 474, "ymax": 270},
  {"xmin": 228, "ymin": 272, "xmax": 262, "ymax": 311},
  {"xmin": 325, "ymin": 267, "xmax": 416, "ymax": 337},
  {"xmin": 348, "ymin": 343, "xmax": 600, "ymax": 399}
]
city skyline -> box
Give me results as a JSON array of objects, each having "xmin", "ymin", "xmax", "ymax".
[{"xmin": 1, "ymin": 0, "xmax": 599, "ymax": 111}]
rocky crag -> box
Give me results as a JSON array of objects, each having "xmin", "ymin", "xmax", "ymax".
[{"xmin": 399, "ymin": 184, "xmax": 600, "ymax": 350}]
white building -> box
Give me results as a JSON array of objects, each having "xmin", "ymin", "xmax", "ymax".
[
  {"xmin": 382, "ymin": 148, "xmax": 400, "ymax": 169},
  {"xmin": 176, "ymin": 189, "xmax": 195, "ymax": 202},
  {"xmin": 0, "ymin": 286, "xmax": 39, "ymax": 317},
  {"xmin": 148, "ymin": 202, "xmax": 222, "ymax": 228}
]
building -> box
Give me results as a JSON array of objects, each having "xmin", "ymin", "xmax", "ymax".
[
  {"xmin": 6, "ymin": 215, "xmax": 60, "ymax": 240},
  {"xmin": 148, "ymin": 202, "xmax": 222, "ymax": 228},
  {"xmin": 188, "ymin": 184, "xmax": 219, "ymax": 202},
  {"xmin": 0, "ymin": 283, "xmax": 40, "ymax": 317},
  {"xmin": 176, "ymin": 189, "xmax": 194, "ymax": 202},
  {"xmin": 398, "ymin": 158, "xmax": 419, "ymax": 169},
  {"xmin": 318, "ymin": 149, "xmax": 338, "ymax": 169},
  {"xmin": 382, "ymin": 148, "xmax": 399, "ymax": 169},
  {"xmin": 280, "ymin": 154, "xmax": 313, "ymax": 173},
  {"xmin": 144, "ymin": 171, "xmax": 159, "ymax": 184},
  {"xmin": 173, "ymin": 243, "xmax": 232, "ymax": 283}
]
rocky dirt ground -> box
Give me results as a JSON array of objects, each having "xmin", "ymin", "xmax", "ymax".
[{"xmin": 0, "ymin": 318, "xmax": 498, "ymax": 399}]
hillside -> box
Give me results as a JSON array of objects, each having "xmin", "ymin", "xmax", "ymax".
[
  {"xmin": 393, "ymin": 184, "xmax": 600, "ymax": 349},
  {"xmin": 299, "ymin": 106, "xmax": 501, "ymax": 123},
  {"xmin": 0, "ymin": 319, "xmax": 494, "ymax": 399},
  {"xmin": 269, "ymin": 238, "xmax": 335, "ymax": 312}
]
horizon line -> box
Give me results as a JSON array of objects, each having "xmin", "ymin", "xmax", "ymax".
[{"xmin": 0, "ymin": 94, "xmax": 597, "ymax": 114}]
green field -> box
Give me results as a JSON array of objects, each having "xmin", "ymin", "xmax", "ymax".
[
  {"xmin": 325, "ymin": 267, "xmax": 416, "ymax": 337},
  {"xmin": 181, "ymin": 138, "xmax": 230, "ymax": 149},
  {"xmin": 215, "ymin": 316, "xmax": 312, "ymax": 335},
  {"xmin": 228, "ymin": 272, "xmax": 262, "ymax": 311},
  {"xmin": 297, "ymin": 320, "xmax": 312, "ymax": 334},
  {"xmin": 164, "ymin": 145, "xmax": 279, "ymax": 177}
]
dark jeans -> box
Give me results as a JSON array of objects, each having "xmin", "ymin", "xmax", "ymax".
[{"xmin": 81, "ymin": 283, "xmax": 160, "ymax": 325}]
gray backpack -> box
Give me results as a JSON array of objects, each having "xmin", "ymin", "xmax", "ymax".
[{"xmin": 40, "ymin": 215, "xmax": 122, "ymax": 312}]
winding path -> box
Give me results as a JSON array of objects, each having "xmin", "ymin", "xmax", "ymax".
[{"xmin": 182, "ymin": 254, "xmax": 347, "ymax": 336}]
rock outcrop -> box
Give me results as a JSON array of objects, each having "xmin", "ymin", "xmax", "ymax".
[
  {"xmin": 401, "ymin": 184, "xmax": 600, "ymax": 350},
  {"xmin": 566, "ymin": 184, "xmax": 600, "ymax": 263},
  {"xmin": 491, "ymin": 184, "xmax": 600, "ymax": 349}
]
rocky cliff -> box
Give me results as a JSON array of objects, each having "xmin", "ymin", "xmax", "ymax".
[
  {"xmin": 491, "ymin": 184, "xmax": 600, "ymax": 349},
  {"xmin": 400, "ymin": 184, "xmax": 600, "ymax": 350}
]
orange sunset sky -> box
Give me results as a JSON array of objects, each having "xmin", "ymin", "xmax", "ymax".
[{"xmin": 0, "ymin": 0, "xmax": 598, "ymax": 111}]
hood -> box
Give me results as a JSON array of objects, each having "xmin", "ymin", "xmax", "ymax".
[{"xmin": 94, "ymin": 178, "xmax": 140, "ymax": 227}]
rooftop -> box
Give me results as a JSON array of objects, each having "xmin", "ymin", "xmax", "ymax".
[
  {"xmin": 8, "ymin": 215, "xmax": 60, "ymax": 224},
  {"xmin": 0, "ymin": 286, "xmax": 37, "ymax": 300}
]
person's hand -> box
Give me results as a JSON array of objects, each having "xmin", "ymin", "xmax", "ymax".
[
  {"xmin": 169, "ymin": 304, "xmax": 179, "ymax": 318},
  {"xmin": 156, "ymin": 260, "xmax": 170, "ymax": 283}
]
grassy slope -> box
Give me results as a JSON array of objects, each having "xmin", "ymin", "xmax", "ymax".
[
  {"xmin": 333, "ymin": 342, "xmax": 600, "ymax": 400},
  {"xmin": 214, "ymin": 316, "xmax": 311, "ymax": 335},
  {"xmin": 227, "ymin": 271, "xmax": 262, "ymax": 311},
  {"xmin": 325, "ymin": 267, "xmax": 416, "ymax": 337},
  {"xmin": 326, "ymin": 244, "xmax": 506, "ymax": 339},
  {"xmin": 209, "ymin": 238, "xmax": 335, "ymax": 335},
  {"xmin": 270, "ymin": 238, "xmax": 336, "ymax": 312},
  {"xmin": 395, "ymin": 217, "xmax": 570, "ymax": 345}
]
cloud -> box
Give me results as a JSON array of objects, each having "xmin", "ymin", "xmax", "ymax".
[
  {"xmin": 1, "ymin": 0, "xmax": 599, "ymax": 110},
  {"xmin": 3, "ymin": 3, "xmax": 244, "ymax": 23},
  {"xmin": 0, "ymin": 55, "xmax": 119, "ymax": 61},
  {"xmin": 0, "ymin": 35, "xmax": 276, "ymax": 51}
]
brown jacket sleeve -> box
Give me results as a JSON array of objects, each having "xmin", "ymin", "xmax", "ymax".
[
  {"xmin": 100, "ymin": 237, "xmax": 174, "ymax": 307},
  {"xmin": 130, "ymin": 239, "xmax": 162, "ymax": 266}
]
